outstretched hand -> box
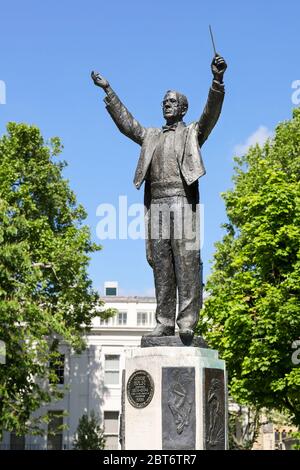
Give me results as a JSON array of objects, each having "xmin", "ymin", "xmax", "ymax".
[
  {"xmin": 211, "ymin": 55, "xmax": 227, "ymax": 82},
  {"xmin": 91, "ymin": 71, "xmax": 110, "ymax": 89}
]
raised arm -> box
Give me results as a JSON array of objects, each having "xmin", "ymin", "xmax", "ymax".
[
  {"xmin": 197, "ymin": 55, "xmax": 227, "ymax": 148},
  {"xmin": 91, "ymin": 72, "xmax": 146, "ymax": 146}
]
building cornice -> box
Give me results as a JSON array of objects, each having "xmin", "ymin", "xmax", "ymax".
[
  {"xmin": 88, "ymin": 327, "xmax": 153, "ymax": 335},
  {"xmin": 102, "ymin": 296, "xmax": 156, "ymax": 304}
]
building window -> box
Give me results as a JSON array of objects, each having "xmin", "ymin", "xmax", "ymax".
[
  {"xmin": 137, "ymin": 312, "xmax": 148, "ymax": 326},
  {"xmin": 10, "ymin": 433, "xmax": 25, "ymax": 450},
  {"xmin": 49, "ymin": 354, "xmax": 65, "ymax": 385},
  {"xmin": 104, "ymin": 355, "xmax": 120, "ymax": 385},
  {"xmin": 100, "ymin": 316, "xmax": 117, "ymax": 326},
  {"xmin": 105, "ymin": 287, "xmax": 117, "ymax": 296},
  {"xmin": 47, "ymin": 411, "xmax": 63, "ymax": 450},
  {"xmin": 117, "ymin": 311, "xmax": 127, "ymax": 325},
  {"xmin": 104, "ymin": 411, "xmax": 119, "ymax": 450}
]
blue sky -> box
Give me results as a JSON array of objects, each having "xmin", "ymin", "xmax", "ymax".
[{"xmin": 1, "ymin": 0, "xmax": 299, "ymax": 296}]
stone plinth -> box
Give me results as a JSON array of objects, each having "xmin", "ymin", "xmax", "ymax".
[{"xmin": 123, "ymin": 342, "xmax": 227, "ymax": 450}]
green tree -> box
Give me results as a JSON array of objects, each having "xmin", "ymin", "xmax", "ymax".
[
  {"xmin": 73, "ymin": 411, "xmax": 106, "ymax": 450},
  {"xmin": 0, "ymin": 123, "xmax": 113, "ymax": 438},
  {"xmin": 291, "ymin": 431, "xmax": 300, "ymax": 450},
  {"xmin": 228, "ymin": 404, "xmax": 262, "ymax": 450},
  {"xmin": 198, "ymin": 109, "xmax": 300, "ymax": 426}
]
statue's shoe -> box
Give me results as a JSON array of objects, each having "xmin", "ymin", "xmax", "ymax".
[
  {"xmin": 179, "ymin": 328, "xmax": 194, "ymax": 342},
  {"xmin": 145, "ymin": 325, "xmax": 175, "ymax": 337}
]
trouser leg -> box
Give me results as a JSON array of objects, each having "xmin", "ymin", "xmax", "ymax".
[
  {"xmin": 151, "ymin": 237, "xmax": 177, "ymax": 331},
  {"xmin": 172, "ymin": 200, "xmax": 202, "ymax": 331},
  {"xmin": 172, "ymin": 238, "xmax": 201, "ymax": 331}
]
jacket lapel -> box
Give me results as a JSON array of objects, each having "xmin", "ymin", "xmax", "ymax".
[
  {"xmin": 175, "ymin": 123, "xmax": 189, "ymax": 166},
  {"xmin": 133, "ymin": 128, "xmax": 160, "ymax": 188}
]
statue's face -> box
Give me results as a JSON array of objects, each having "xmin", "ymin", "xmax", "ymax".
[{"xmin": 162, "ymin": 91, "xmax": 182, "ymax": 122}]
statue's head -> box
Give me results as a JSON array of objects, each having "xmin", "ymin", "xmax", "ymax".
[{"xmin": 162, "ymin": 90, "xmax": 188, "ymax": 124}]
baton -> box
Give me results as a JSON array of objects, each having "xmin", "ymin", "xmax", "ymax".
[{"xmin": 209, "ymin": 24, "xmax": 217, "ymax": 56}]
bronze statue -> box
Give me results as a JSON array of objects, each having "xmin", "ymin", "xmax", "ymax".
[{"xmin": 91, "ymin": 54, "xmax": 226, "ymax": 341}]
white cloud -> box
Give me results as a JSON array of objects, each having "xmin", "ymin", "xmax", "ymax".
[{"xmin": 234, "ymin": 126, "xmax": 273, "ymax": 156}]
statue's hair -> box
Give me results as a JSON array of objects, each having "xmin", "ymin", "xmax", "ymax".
[{"xmin": 165, "ymin": 90, "xmax": 189, "ymax": 114}]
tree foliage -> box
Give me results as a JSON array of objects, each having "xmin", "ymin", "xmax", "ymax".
[
  {"xmin": 291, "ymin": 431, "xmax": 300, "ymax": 450},
  {"xmin": 73, "ymin": 410, "xmax": 106, "ymax": 450},
  {"xmin": 0, "ymin": 123, "xmax": 109, "ymax": 437},
  {"xmin": 228, "ymin": 404, "xmax": 261, "ymax": 450},
  {"xmin": 198, "ymin": 109, "xmax": 300, "ymax": 426}
]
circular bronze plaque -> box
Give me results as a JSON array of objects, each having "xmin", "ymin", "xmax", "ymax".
[{"xmin": 127, "ymin": 370, "xmax": 154, "ymax": 409}]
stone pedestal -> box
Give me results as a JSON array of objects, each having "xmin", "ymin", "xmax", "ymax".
[{"xmin": 122, "ymin": 340, "xmax": 227, "ymax": 450}]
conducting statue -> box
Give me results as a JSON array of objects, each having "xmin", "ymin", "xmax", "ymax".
[{"xmin": 91, "ymin": 53, "xmax": 227, "ymax": 341}]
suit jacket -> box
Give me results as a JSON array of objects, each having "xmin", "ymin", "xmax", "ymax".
[
  {"xmin": 104, "ymin": 80, "xmax": 225, "ymax": 189},
  {"xmin": 103, "ymin": 81, "xmax": 225, "ymax": 266}
]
